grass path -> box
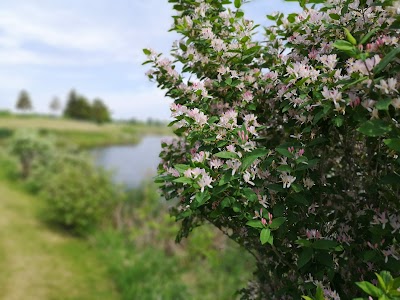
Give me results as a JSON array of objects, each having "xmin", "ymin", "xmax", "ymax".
[{"xmin": 0, "ymin": 181, "xmax": 120, "ymax": 300}]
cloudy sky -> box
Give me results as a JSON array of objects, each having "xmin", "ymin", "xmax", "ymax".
[{"xmin": 0, "ymin": 0, "xmax": 300, "ymax": 121}]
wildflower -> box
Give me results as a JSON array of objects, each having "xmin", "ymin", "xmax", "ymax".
[
  {"xmin": 243, "ymin": 90, "xmax": 254, "ymax": 102},
  {"xmin": 198, "ymin": 173, "xmax": 213, "ymax": 192},
  {"xmin": 226, "ymin": 159, "xmax": 242, "ymax": 175},
  {"xmin": 392, "ymin": 98, "xmax": 400, "ymax": 109},
  {"xmin": 306, "ymin": 229, "xmax": 321, "ymax": 239},
  {"xmin": 280, "ymin": 172, "xmax": 296, "ymax": 188},
  {"xmin": 303, "ymin": 178, "xmax": 315, "ymax": 190},
  {"xmin": 375, "ymin": 78, "xmax": 398, "ymax": 94},
  {"xmin": 243, "ymin": 172, "xmax": 255, "ymax": 186},
  {"xmin": 209, "ymin": 158, "xmax": 223, "ymax": 169}
]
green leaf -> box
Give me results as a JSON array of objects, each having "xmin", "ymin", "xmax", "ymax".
[
  {"xmin": 225, "ymin": 78, "xmax": 232, "ymax": 85},
  {"xmin": 374, "ymin": 47, "xmax": 400, "ymax": 74},
  {"xmin": 269, "ymin": 217, "xmax": 285, "ymax": 229},
  {"xmin": 301, "ymin": 297, "xmax": 313, "ymax": 300},
  {"xmin": 242, "ymin": 188, "xmax": 258, "ymax": 202},
  {"xmin": 143, "ymin": 48, "xmax": 151, "ymax": 55},
  {"xmin": 342, "ymin": 76, "xmax": 368, "ymax": 90},
  {"xmin": 260, "ymin": 228, "xmax": 271, "ymax": 245},
  {"xmin": 376, "ymin": 272, "xmax": 390, "ymax": 292},
  {"xmin": 291, "ymin": 183, "xmax": 303, "ymax": 193},
  {"xmin": 312, "ymin": 239, "xmax": 338, "ymax": 250},
  {"xmin": 296, "ymin": 239, "xmax": 312, "ymax": 247},
  {"xmin": 221, "ymin": 197, "xmax": 234, "ymax": 208},
  {"xmin": 219, "ymin": 172, "xmax": 233, "ymax": 186},
  {"xmin": 360, "ymin": 28, "xmax": 379, "ymax": 45},
  {"xmin": 236, "ymin": 11, "xmax": 244, "ymax": 18},
  {"xmin": 376, "ymin": 98, "xmax": 392, "ymax": 111},
  {"xmin": 214, "ymin": 151, "xmax": 238, "ymax": 159},
  {"xmin": 276, "ymin": 147, "xmax": 294, "ymax": 158},
  {"xmin": 333, "ymin": 40, "xmax": 355, "ymax": 51},
  {"xmin": 267, "ymin": 184, "xmax": 285, "ymax": 192},
  {"xmin": 344, "ymin": 27, "xmax": 357, "ymax": 45},
  {"xmin": 333, "ymin": 116, "xmax": 344, "ymax": 127},
  {"xmin": 329, "ymin": 13, "xmax": 340, "ymax": 20},
  {"xmin": 277, "ymin": 165, "xmax": 293, "ymax": 172},
  {"xmin": 174, "ymin": 164, "xmax": 190, "ymax": 173},
  {"xmin": 298, "ymin": 247, "xmax": 313, "ymax": 268},
  {"xmin": 195, "ymin": 192, "xmax": 211, "ymax": 206},
  {"xmin": 232, "ymin": 203, "xmax": 241, "ymax": 212},
  {"xmin": 315, "ymin": 286, "xmax": 325, "ymax": 300},
  {"xmin": 241, "ymin": 148, "xmax": 268, "ymax": 171},
  {"xmin": 384, "ymin": 138, "xmax": 400, "ymax": 152},
  {"xmin": 208, "ymin": 116, "xmax": 219, "ymax": 124},
  {"xmin": 392, "ymin": 277, "xmax": 400, "ymax": 289},
  {"xmin": 357, "ymin": 120, "xmax": 391, "ymax": 137},
  {"xmin": 173, "ymin": 177, "xmax": 193, "ymax": 184},
  {"xmin": 234, "ymin": 0, "xmax": 241, "ymax": 8},
  {"xmin": 356, "ymin": 281, "xmax": 384, "ymax": 297},
  {"xmin": 273, "ymin": 203, "xmax": 285, "ymax": 217},
  {"xmin": 380, "ymin": 173, "xmax": 400, "ymax": 184},
  {"xmin": 246, "ymin": 220, "xmax": 264, "ymax": 229}
]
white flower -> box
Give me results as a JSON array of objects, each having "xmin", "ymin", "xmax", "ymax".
[
  {"xmin": 392, "ymin": 98, "xmax": 400, "ymax": 109},
  {"xmin": 243, "ymin": 172, "xmax": 255, "ymax": 186},
  {"xmin": 280, "ymin": 172, "xmax": 296, "ymax": 188},
  {"xmin": 198, "ymin": 173, "xmax": 213, "ymax": 192},
  {"xmin": 303, "ymin": 178, "xmax": 315, "ymax": 190}
]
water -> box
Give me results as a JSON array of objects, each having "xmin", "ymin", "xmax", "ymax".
[{"xmin": 91, "ymin": 135, "xmax": 167, "ymax": 188}]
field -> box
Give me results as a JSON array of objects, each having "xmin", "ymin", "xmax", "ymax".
[{"xmin": 0, "ymin": 115, "xmax": 171, "ymax": 148}]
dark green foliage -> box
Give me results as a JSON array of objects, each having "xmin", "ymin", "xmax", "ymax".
[
  {"xmin": 63, "ymin": 90, "xmax": 111, "ymax": 123},
  {"xmin": 15, "ymin": 90, "xmax": 32, "ymax": 112},
  {"xmin": 91, "ymin": 98, "xmax": 111, "ymax": 124},
  {"xmin": 63, "ymin": 90, "xmax": 92, "ymax": 120}
]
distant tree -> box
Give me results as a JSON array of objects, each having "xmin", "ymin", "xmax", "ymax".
[
  {"xmin": 63, "ymin": 90, "xmax": 91, "ymax": 120},
  {"xmin": 16, "ymin": 90, "xmax": 33, "ymax": 112},
  {"xmin": 91, "ymin": 98, "xmax": 111, "ymax": 124},
  {"xmin": 49, "ymin": 97, "xmax": 62, "ymax": 114}
]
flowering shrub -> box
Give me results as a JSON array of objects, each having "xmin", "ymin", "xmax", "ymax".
[{"xmin": 145, "ymin": 0, "xmax": 400, "ymax": 298}]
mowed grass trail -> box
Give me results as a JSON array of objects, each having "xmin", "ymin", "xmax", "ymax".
[{"xmin": 0, "ymin": 182, "xmax": 120, "ymax": 300}]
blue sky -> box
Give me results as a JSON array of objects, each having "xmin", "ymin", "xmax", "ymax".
[{"xmin": 0, "ymin": 0, "xmax": 300, "ymax": 120}]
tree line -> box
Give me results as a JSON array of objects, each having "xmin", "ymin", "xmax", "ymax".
[{"xmin": 15, "ymin": 89, "xmax": 111, "ymax": 124}]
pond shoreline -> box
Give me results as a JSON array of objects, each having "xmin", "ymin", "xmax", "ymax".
[{"xmin": 91, "ymin": 135, "xmax": 169, "ymax": 188}]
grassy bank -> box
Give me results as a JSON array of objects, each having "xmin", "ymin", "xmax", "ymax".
[
  {"xmin": 0, "ymin": 115, "xmax": 171, "ymax": 148},
  {"xmin": 0, "ymin": 175, "xmax": 119, "ymax": 299}
]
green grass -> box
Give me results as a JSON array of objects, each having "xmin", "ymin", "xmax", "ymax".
[
  {"xmin": 0, "ymin": 114, "xmax": 171, "ymax": 148},
  {"xmin": 0, "ymin": 178, "xmax": 120, "ymax": 300}
]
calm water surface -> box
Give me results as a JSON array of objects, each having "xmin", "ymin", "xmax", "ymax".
[{"xmin": 92, "ymin": 136, "xmax": 168, "ymax": 188}]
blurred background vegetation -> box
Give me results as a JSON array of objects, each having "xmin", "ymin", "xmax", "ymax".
[{"xmin": 0, "ymin": 111, "xmax": 255, "ymax": 300}]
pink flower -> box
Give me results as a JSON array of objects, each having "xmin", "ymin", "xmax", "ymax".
[
  {"xmin": 198, "ymin": 173, "xmax": 213, "ymax": 193},
  {"xmin": 243, "ymin": 90, "xmax": 254, "ymax": 102}
]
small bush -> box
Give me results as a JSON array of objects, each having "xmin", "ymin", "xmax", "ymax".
[
  {"xmin": 8, "ymin": 129, "xmax": 54, "ymax": 178},
  {"xmin": 40, "ymin": 157, "xmax": 119, "ymax": 235}
]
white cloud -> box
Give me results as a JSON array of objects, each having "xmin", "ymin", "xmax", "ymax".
[
  {"xmin": 90, "ymin": 88, "xmax": 172, "ymax": 121},
  {"xmin": 0, "ymin": 1, "xmax": 176, "ymax": 66}
]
